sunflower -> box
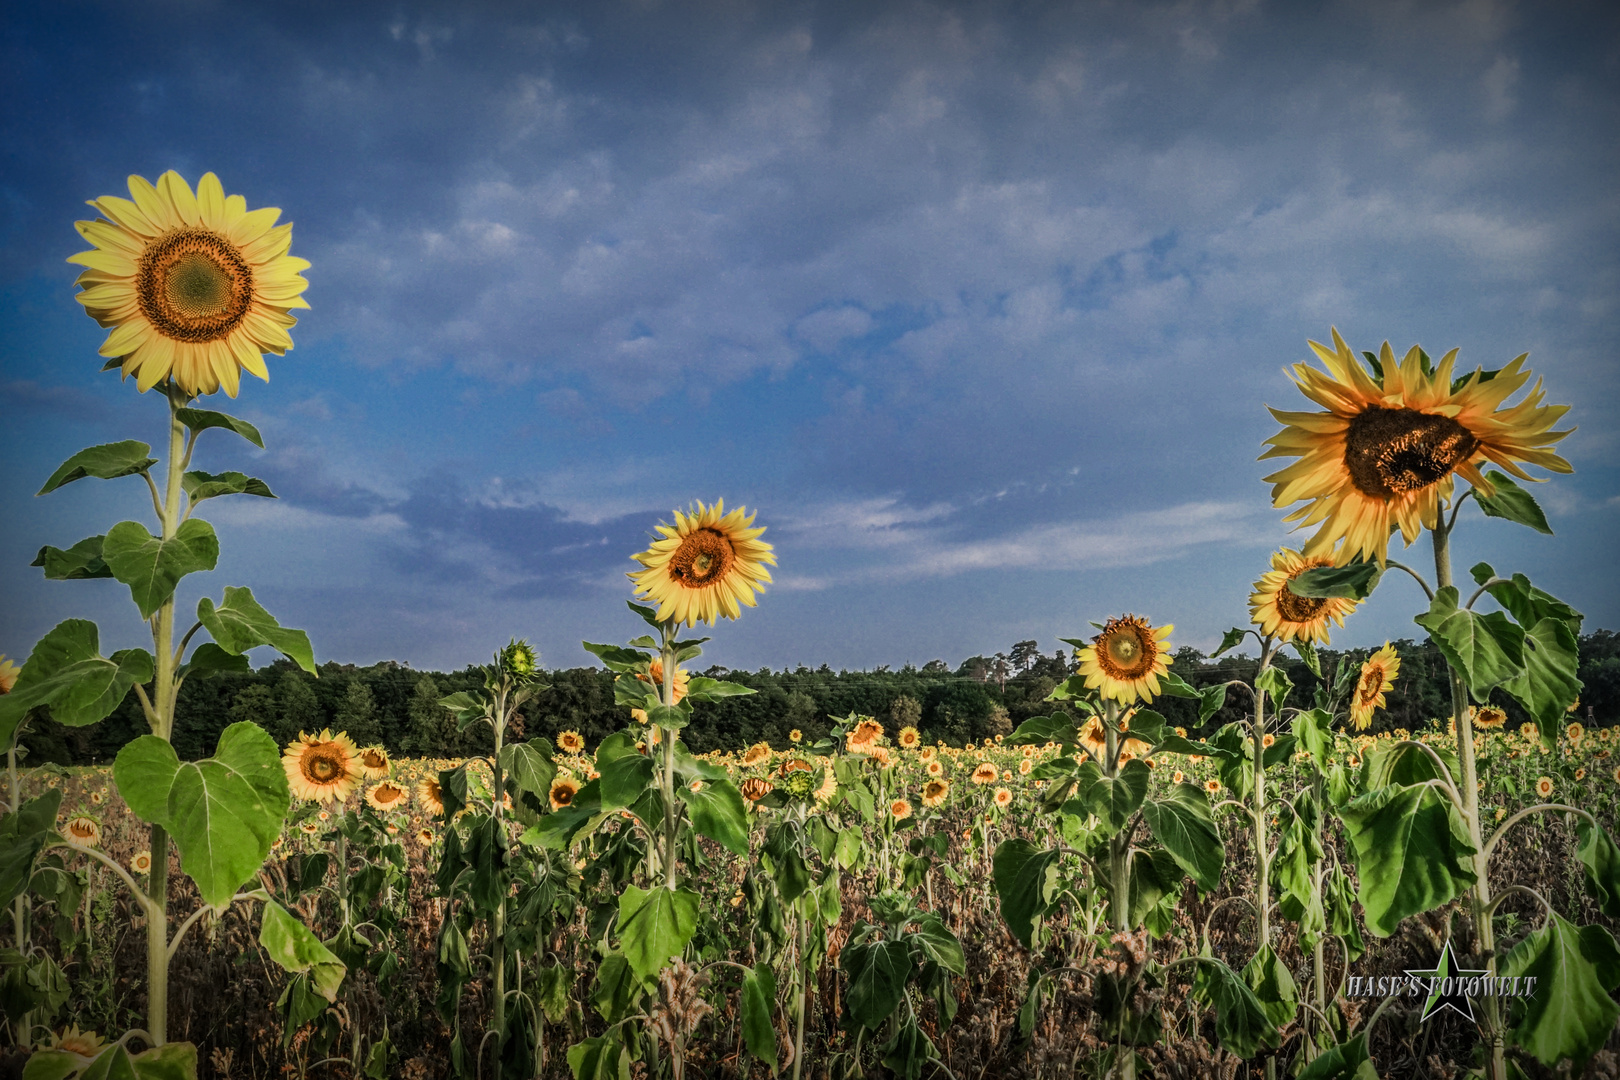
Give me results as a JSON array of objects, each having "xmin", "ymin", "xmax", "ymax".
[
  {"xmin": 549, "ymin": 776, "xmax": 582, "ymax": 812},
  {"xmin": 993, "ymin": 787, "xmax": 1013, "ymax": 808},
  {"xmin": 417, "ymin": 776, "xmax": 446, "ymax": 817},
  {"xmin": 920, "ymin": 746, "xmax": 937, "ymax": 763},
  {"xmin": 741, "ymin": 742, "xmax": 772, "ymax": 768},
  {"xmin": 846, "ymin": 718, "xmax": 885, "ymax": 754},
  {"xmin": 871, "ymin": 746, "xmax": 893, "ymax": 768},
  {"xmin": 69, "ymin": 171, "xmax": 310, "ymax": 397},
  {"xmin": 926, "ymin": 760, "xmax": 945, "ymax": 778},
  {"xmin": 628, "ymin": 499, "xmax": 776, "ymax": 626},
  {"xmin": 1075, "ymin": 615, "xmax": 1174, "ymax": 704},
  {"xmin": 1079, "ymin": 716, "xmax": 1109, "ymax": 761},
  {"xmin": 1248, "ymin": 548, "xmax": 1359, "ymax": 645},
  {"xmin": 282, "ymin": 730, "xmax": 362, "ymax": 803},
  {"xmin": 557, "ymin": 730, "xmax": 586, "ymax": 754},
  {"xmin": 365, "ymin": 781, "xmax": 409, "ymax": 813},
  {"xmin": 417, "ymin": 828, "xmax": 434, "ymax": 845},
  {"xmin": 130, "ymin": 851, "xmax": 152, "ymax": 874},
  {"xmin": 635, "ymin": 659, "xmax": 690, "ymax": 703},
  {"xmin": 1172, "ymin": 770, "xmax": 1186, "ymax": 784},
  {"xmin": 970, "ymin": 762, "xmax": 998, "ymax": 786},
  {"xmin": 0, "ymin": 655, "xmax": 17, "ymax": 695},
  {"xmin": 1575, "ymin": 767, "xmax": 1587, "ymax": 782},
  {"xmin": 790, "ymin": 729, "xmax": 803, "ymax": 743},
  {"xmin": 1349, "ymin": 644, "xmax": 1399, "ymax": 731},
  {"xmin": 1263, "ymin": 330, "xmax": 1572, "ymax": 567},
  {"xmin": 1002, "ymin": 770, "xmax": 1014, "ymax": 782},
  {"xmin": 299, "ymin": 820, "xmax": 320, "ymax": 835},
  {"xmin": 1472, "ymin": 705, "xmax": 1507, "ymax": 730},
  {"xmin": 777, "ymin": 758, "xmax": 813, "ymax": 778},
  {"xmin": 1567, "ymin": 722, "xmax": 1586, "ymax": 745},
  {"xmin": 921, "ymin": 779, "xmax": 950, "ymax": 807},
  {"xmin": 813, "ymin": 769, "xmax": 838, "ymax": 803},
  {"xmin": 1520, "ymin": 723, "xmax": 1538, "ymax": 742},
  {"xmin": 1535, "ymin": 776, "xmax": 1554, "ymax": 799},
  {"xmin": 47, "ymin": 1024, "xmax": 107, "ymax": 1061},
  {"xmin": 889, "ymin": 799, "xmax": 913, "ymax": 821},
  {"xmin": 1205, "ymin": 778, "xmax": 1222, "ymax": 794},
  {"xmin": 1613, "ymin": 766, "xmax": 1620, "ymax": 784},
  {"xmin": 358, "ymin": 746, "xmax": 391, "ymax": 781},
  {"xmin": 1262, "ymin": 733, "xmax": 1276, "ymax": 748},
  {"xmin": 897, "ymin": 726, "xmax": 921, "ymax": 749},
  {"xmin": 1018, "ymin": 758, "xmax": 1033, "ymax": 776},
  {"xmin": 740, "ymin": 777, "xmax": 774, "ymax": 803},
  {"xmin": 64, "ymin": 815, "xmax": 102, "ymax": 847}
]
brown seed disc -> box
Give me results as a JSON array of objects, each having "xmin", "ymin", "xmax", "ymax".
[
  {"xmin": 667, "ymin": 528, "xmax": 736, "ymax": 588},
  {"xmin": 1343, "ymin": 407, "xmax": 1479, "ymax": 500},
  {"xmin": 137, "ymin": 228, "xmax": 255, "ymax": 343}
]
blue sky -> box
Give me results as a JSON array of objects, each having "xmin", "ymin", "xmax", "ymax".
[{"xmin": 2, "ymin": 0, "xmax": 1617, "ymax": 674}]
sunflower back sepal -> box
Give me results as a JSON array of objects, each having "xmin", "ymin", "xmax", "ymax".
[{"xmin": 173, "ymin": 407, "xmax": 265, "ymax": 449}]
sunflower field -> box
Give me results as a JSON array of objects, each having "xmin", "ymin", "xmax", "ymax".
[{"xmin": 2, "ymin": 173, "xmax": 1616, "ymax": 1080}]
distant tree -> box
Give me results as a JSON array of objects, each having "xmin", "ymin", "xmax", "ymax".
[
  {"xmin": 275, "ymin": 672, "xmax": 323, "ymax": 744},
  {"xmin": 889, "ymin": 694, "xmax": 922, "ymax": 733},
  {"xmin": 984, "ymin": 703, "xmax": 1012, "ymax": 739},
  {"xmin": 777, "ymin": 690, "xmax": 819, "ymax": 746},
  {"xmin": 334, "ymin": 679, "xmax": 381, "ymax": 747},
  {"xmin": 402, "ymin": 674, "xmax": 451, "ymax": 756},
  {"xmin": 1009, "ymin": 640, "xmax": 1040, "ymax": 674},
  {"xmin": 990, "ymin": 653, "xmax": 1011, "ymax": 690},
  {"xmin": 227, "ymin": 685, "xmax": 277, "ymax": 740},
  {"xmin": 921, "ymin": 660, "xmax": 949, "ymax": 674}
]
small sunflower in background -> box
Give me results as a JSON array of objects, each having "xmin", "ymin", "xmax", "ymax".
[
  {"xmin": 1173, "ymin": 770, "xmax": 1186, "ymax": 784},
  {"xmin": 64, "ymin": 814, "xmax": 102, "ymax": 848},
  {"xmin": 970, "ymin": 762, "xmax": 998, "ymax": 785},
  {"xmin": 921, "ymin": 779, "xmax": 950, "ymax": 807},
  {"xmin": 69, "ymin": 171, "xmax": 310, "ymax": 397},
  {"xmin": 1350, "ymin": 644, "xmax": 1400, "ymax": 731},
  {"xmin": 919, "ymin": 746, "xmax": 937, "ymax": 763},
  {"xmin": 897, "ymin": 726, "xmax": 921, "ymax": 749},
  {"xmin": 1018, "ymin": 758, "xmax": 1033, "ymax": 776},
  {"xmin": 846, "ymin": 718, "xmax": 885, "ymax": 754},
  {"xmin": 926, "ymin": 760, "xmax": 945, "ymax": 778},
  {"xmin": 1472, "ymin": 705, "xmax": 1508, "ymax": 730},
  {"xmin": 358, "ymin": 746, "xmax": 391, "ymax": 781},
  {"xmin": 417, "ymin": 776, "xmax": 446, "ymax": 817},
  {"xmin": 1568, "ymin": 722, "xmax": 1586, "ymax": 745},
  {"xmin": 365, "ymin": 781, "xmax": 409, "ymax": 813},
  {"xmin": 889, "ymin": 799, "xmax": 912, "ymax": 821},
  {"xmin": 1535, "ymin": 776, "xmax": 1555, "ymax": 799},
  {"xmin": 629, "ymin": 499, "xmax": 775, "ymax": 626},
  {"xmin": 1075, "ymin": 615, "xmax": 1174, "ymax": 704},
  {"xmin": 1248, "ymin": 547, "xmax": 1359, "ymax": 645},
  {"xmin": 130, "ymin": 851, "xmax": 153, "ymax": 875},
  {"xmin": 1262, "ymin": 329, "xmax": 1572, "ymax": 567},
  {"xmin": 549, "ymin": 776, "xmax": 582, "ymax": 812},
  {"xmin": 993, "ymin": 788, "xmax": 1013, "ymax": 808},
  {"xmin": 741, "ymin": 742, "xmax": 772, "ymax": 768},
  {"xmin": 282, "ymin": 730, "xmax": 361, "ymax": 803},
  {"xmin": 1205, "ymin": 778, "xmax": 1222, "ymax": 794},
  {"xmin": 557, "ymin": 730, "xmax": 586, "ymax": 754},
  {"xmin": 789, "ymin": 729, "xmax": 803, "ymax": 743},
  {"xmin": 0, "ymin": 655, "xmax": 18, "ymax": 695},
  {"xmin": 417, "ymin": 828, "xmax": 434, "ymax": 846},
  {"xmin": 740, "ymin": 777, "xmax": 773, "ymax": 804}
]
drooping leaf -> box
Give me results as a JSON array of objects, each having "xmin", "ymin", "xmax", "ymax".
[
  {"xmin": 37, "ymin": 441, "xmax": 156, "ymax": 495},
  {"xmin": 179, "ymin": 642, "xmax": 252, "ymax": 679},
  {"xmin": 182, "ymin": 470, "xmax": 277, "ymax": 502},
  {"xmin": 498, "ymin": 739, "xmax": 556, "ymax": 800},
  {"xmin": 616, "ymin": 885, "xmax": 699, "ymax": 980},
  {"xmin": 260, "ymin": 900, "xmax": 346, "ymax": 1002},
  {"xmin": 1296, "ymin": 1032, "xmax": 1379, "ymax": 1080},
  {"xmin": 567, "ymin": 1034, "xmax": 630, "ymax": 1080},
  {"xmin": 1485, "ymin": 573, "xmax": 1582, "ymax": 637},
  {"xmin": 1338, "ymin": 781, "xmax": 1476, "ymax": 937},
  {"xmin": 1414, "ymin": 586, "xmax": 1525, "ymax": 702},
  {"xmin": 992, "ymin": 840, "xmax": 1061, "ymax": 948},
  {"xmin": 740, "ymin": 962, "xmax": 779, "ymax": 1072},
  {"xmin": 103, "ymin": 519, "xmax": 220, "ymax": 619},
  {"xmin": 0, "ymin": 791, "xmax": 62, "ymax": 909},
  {"xmin": 1503, "ymin": 617, "xmax": 1582, "ymax": 745},
  {"xmin": 1498, "ymin": 913, "xmax": 1620, "ymax": 1067},
  {"xmin": 1191, "ymin": 956, "xmax": 1279, "ymax": 1058},
  {"xmin": 1292, "ymin": 637, "xmax": 1322, "ymax": 677},
  {"xmin": 166, "ymin": 722, "xmax": 292, "ymax": 910},
  {"xmin": 1006, "ymin": 713, "xmax": 1083, "ymax": 752},
  {"xmin": 1212, "ymin": 628, "xmax": 1247, "ymax": 658},
  {"xmin": 1362, "ymin": 737, "xmax": 1460, "ymax": 790},
  {"xmin": 1474, "ymin": 470, "xmax": 1553, "ymax": 534},
  {"xmin": 175, "ymin": 406, "xmax": 264, "ymax": 448},
  {"xmin": 580, "ymin": 641, "xmax": 651, "ymax": 674},
  {"xmin": 1122, "ymin": 708, "xmax": 1167, "ymax": 746},
  {"xmin": 1290, "ymin": 559, "xmax": 1381, "ymax": 600},
  {"xmin": 0, "ymin": 620, "xmax": 154, "ymax": 744},
  {"xmin": 31, "ymin": 535, "xmax": 113, "ymax": 580},
  {"xmin": 678, "ymin": 777, "xmax": 749, "ymax": 855},
  {"xmin": 879, "ymin": 1017, "xmax": 937, "ymax": 1080},
  {"xmin": 1141, "ymin": 782, "xmax": 1223, "ymax": 892},
  {"xmin": 841, "ymin": 938, "xmax": 913, "ymax": 1030},
  {"xmin": 1576, "ymin": 823, "xmax": 1620, "ymax": 919},
  {"xmin": 1241, "ymin": 943, "xmax": 1298, "ymax": 1028},
  {"xmin": 197, "ymin": 587, "xmax": 316, "ymax": 674}
]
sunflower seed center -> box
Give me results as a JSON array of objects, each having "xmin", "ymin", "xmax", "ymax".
[
  {"xmin": 1096, "ymin": 618, "xmax": 1156, "ymax": 680},
  {"xmin": 1344, "ymin": 407, "xmax": 1479, "ymax": 500},
  {"xmin": 138, "ymin": 228, "xmax": 255, "ymax": 343},
  {"xmin": 669, "ymin": 528, "xmax": 735, "ymax": 587}
]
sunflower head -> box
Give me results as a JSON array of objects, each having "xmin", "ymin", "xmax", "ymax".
[
  {"xmin": 358, "ymin": 746, "xmax": 391, "ymax": 781},
  {"xmin": 812, "ymin": 769, "xmax": 838, "ymax": 803},
  {"xmin": 549, "ymin": 776, "xmax": 582, "ymax": 812},
  {"xmin": 897, "ymin": 726, "xmax": 921, "ymax": 749},
  {"xmin": 741, "ymin": 742, "xmax": 772, "ymax": 768},
  {"xmin": 740, "ymin": 777, "xmax": 774, "ymax": 804},
  {"xmin": 789, "ymin": 729, "xmax": 803, "ymax": 743},
  {"xmin": 499, "ymin": 639, "xmax": 541, "ymax": 682},
  {"xmin": 628, "ymin": 500, "xmax": 776, "ymax": 627},
  {"xmin": 557, "ymin": 730, "xmax": 586, "ymax": 754},
  {"xmin": 283, "ymin": 730, "xmax": 362, "ymax": 803},
  {"xmin": 365, "ymin": 781, "xmax": 410, "ymax": 813},
  {"xmin": 1471, "ymin": 705, "xmax": 1508, "ymax": 730},
  {"xmin": 64, "ymin": 814, "xmax": 103, "ymax": 848},
  {"xmin": 993, "ymin": 787, "xmax": 1013, "ymax": 808},
  {"xmin": 846, "ymin": 718, "xmax": 885, "ymax": 754},
  {"xmin": 130, "ymin": 851, "xmax": 153, "ymax": 874},
  {"xmin": 417, "ymin": 828, "xmax": 434, "ymax": 845},
  {"xmin": 1535, "ymin": 776, "xmax": 1554, "ymax": 799},
  {"xmin": 1350, "ymin": 644, "xmax": 1400, "ymax": 731},
  {"xmin": 970, "ymin": 762, "xmax": 998, "ymax": 785},
  {"xmin": 417, "ymin": 776, "xmax": 446, "ymax": 817},
  {"xmin": 1263, "ymin": 330, "xmax": 1573, "ymax": 566},
  {"xmin": 921, "ymin": 779, "xmax": 950, "ymax": 807},
  {"xmin": 889, "ymin": 799, "xmax": 913, "ymax": 821},
  {"xmin": 1249, "ymin": 548, "xmax": 1359, "ymax": 646},
  {"xmin": 0, "ymin": 655, "xmax": 18, "ymax": 695},
  {"xmin": 1568, "ymin": 722, "xmax": 1586, "ymax": 744},
  {"xmin": 69, "ymin": 171, "xmax": 309, "ymax": 398},
  {"xmin": 48, "ymin": 1025, "xmax": 106, "ymax": 1060},
  {"xmin": 1076, "ymin": 615, "xmax": 1174, "ymax": 704}
]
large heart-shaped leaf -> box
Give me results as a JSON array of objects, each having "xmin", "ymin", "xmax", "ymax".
[
  {"xmin": 1191, "ymin": 956, "xmax": 1278, "ymax": 1058},
  {"xmin": 1141, "ymin": 782, "xmax": 1223, "ymax": 892},
  {"xmin": 175, "ymin": 406, "xmax": 264, "ymax": 448},
  {"xmin": 166, "ymin": 722, "xmax": 291, "ymax": 910},
  {"xmin": 1504, "ymin": 617, "xmax": 1581, "ymax": 745},
  {"xmin": 842, "ymin": 939, "xmax": 913, "ymax": 1030},
  {"xmin": 197, "ymin": 587, "xmax": 316, "ymax": 673},
  {"xmin": 1499, "ymin": 913, "xmax": 1620, "ymax": 1067},
  {"xmin": 37, "ymin": 440, "xmax": 156, "ymax": 495},
  {"xmin": 1474, "ymin": 470, "xmax": 1553, "ymax": 534},
  {"xmin": 31, "ymin": 536, "xmax": 113, "ymax": 580},
  {"xmin": 1241, "ymin": 943, "xmax": 1297, "ymax": 1028},
  {"xmin": 1414, "ymin": 586, "xmax": 1525, "ymax": 702},
  {"xmin": 678, "ymin": 777, "xmax": 749, "ymax": 855},
  {"xmin": 740, "ymin": 962, "xmax": 779, "ymax": 1072},
  {"xmin": 498, "ymin": 739, "xmax": 556, "ymax": 799},
  {"xmin": 1296, "ymin": 1032, "xmax": 1378, "ymax": 1080},
  {"xmin": 992, "ymin": 840, "xmax": 1061, "ymax": 948},
  {"xmin": 1084, "ymin": 758, "xmax": 1150, "ymax": 836},
  {"xmin": 1576, "ymin": 823, "xmax": 1620, "ymax": 919},
  {"xmin": 617, "ymin": 885, "xmax": 699, "ymax": 980},
  {"xmin": 1338, "ymin": 781, "xmax": 1476, "ymax": 937},
  {"xmin": 0, "ymin": 791, "xmax": 62, "ymax": 909},
  {"xmin": 0, "ymin": 620, "xmax": 154, "ymax": 744},
  {"xmin": 1484, "ymin": 572, "xmax": 1582, "ymax": 637},
  {"xmin": 113, "ymin": 736, "xmax": 182, "ymax": 827},
  {"xmin": 103, "ymin": 519, "xmax": 219, "ymax": 619}
]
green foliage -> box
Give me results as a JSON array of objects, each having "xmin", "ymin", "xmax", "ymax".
[
  {"xmin": 1141, "ymin": 782, "xmax": 1223, "ymax": 892},
  {"xmin": 616, "ymin": 885, "xmax": 699, "ymax": 980},
  {"xmin": 0, "ymin": 620, "xmax": 154, "ymax": 744},
  {"xmin": 37, "ymin": 441, "xmax": 157, "ymax": 495},
  {"xmin": 992, "ymin": 840, "xmax": 1061, "ymax": 948},
  {"xmin": 174, "ymin": 406, "xmax": 264, "ymax": 448},
  {"xmin": 197, "ymin": 587, "xmax": 317, "ymax": 675},
  {"xmin": 31, "ymin": 535, "xmax": 113, "ymax": 580},
  {"xmin": 1191, "ymin": 956, "xmax": 1279, "ymax": 1058},
  {"xmin": 1498, "ymin": 913, "xmax": 1620, "ymax": 1067},
  {"xmin": 260, "ymin": 899, "xmax": 346, "ymax": 1001},
  {"xmin": 103, "ymin": 519, "xmax": 220, "ymax": 619},
  {"xmin": 1474, "ymin": 470, "xmax": 1553, "ymax": 534},
  {"xmin": 740, "ymin": 962, "xmax": 779, "ymax": 1072},
  {"xmin": 23, "ymin": 1041, "xmax": 199, "ymax": 1080},
  {"xmin": 1338, "ymin": 780, "xmax": 1476, "ymax": 937}
]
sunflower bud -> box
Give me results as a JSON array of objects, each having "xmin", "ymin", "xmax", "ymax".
[{"xmin": 500, "ymin": 638, "xmax": 539, "ymax": 680}]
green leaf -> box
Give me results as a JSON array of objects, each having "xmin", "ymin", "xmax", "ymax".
[
  {"xmin": 498, "ymin": 740, "xmax": 556, "ymax": 800},
  {"xmin": 591, "ymin": 952, "xmax": 647, "ymax": 1024},
  {"xmin": 567, "ymin": 1034, "xmax": 630, "ymax": 1080},
  {"xmin": 1297, "ymin": 1032, "xmax": 1379, "ymax": 1080},
  {"xmin": 1485, "ymin": 574, "xmax": 1582, "ymax": 637},
  {"xmin": 1141, "ymin": 783, "xmax": 1224, "ymax": 892},
  {"xmin": 103, "ymin": 519, "xmax": 220, "ymax": 619},
  {"xmin": 113, "ymin": 736, "xmax": 182, "ymax": 827},
  {"xmin": 1290, "ymin": 559, "xmax": 1381, "ymax": 600},
  {"xmin": 683, "ymin": 676, "xmax": 756, "ymax": 701},
  {"xmin": 678, "ymin": 778, "xmax": 749, "ymax": 856},
  {"xmin": 166, "ymin": 722, "xmax": 292, "ymax": 911},
  {"xmin": 581, "ymin": 641, "xmax": 651, "ymax": 674},
  {"xmin": 599, "ymin": 749, "xmax": 655, "ymax": 812},
  {"xmin": 178, "ymin": 643, "xmax": 251, "ymax": 678},
  {"xmin": 1256, "ymin": 666, "xmax": 1293, "ymax": 712},
  {"xmin": 992, "ymin": 840, "xmax": 1061, "ymax": 949},
  {"xmin": 910, "ymin": 912, "xmax": 967, "ymax": 977},
  {"xmin": 1084, "ymin": 758, "xmax": 1150, "ymax": 836},
  {"xmin": 1474, "ymin": 470, "xmax": 1553, "ymax": 534},
  {"xmin": 37, "ymin": 441, "xmax": 157, "ymax": 495},
  {"xmin": 1241, "ymin": 943, "xmax": 1297, "ymax": 1028},
  {"xmin": 175, "ymin": 407, "xmax": 265, "ymax": 448},
  {"xmin": 1503, "ymin": 617, "xmax": 1582, "ymax": 745},
  {"xmin": 741, "ymin": 962, "xmax": 779, "ymax": 1072},
  {"xmin": 1192, "ymin": 956, "xmax": 1279, "ymax": 1058},
  {"xmin": 1414, "ymin": 586, "xmax": 1525, "ymax": 702},
  {"xmin": 1498, "ymin": 913, "xmax": 1620, "ymax": 1067},
  {"xmin": 197, "ymin": 587, "xmax": 316, "ymax": 674},
  {"xmin": 182, "ymin": 470, "xmax": 276, "ymax": 502},
  {"xmin": 1338, "ymin": 781, "xmax": 1476, "ymax": 937},
  {"xmin": 1292, "ymin": 709, "xmax": 1334, "ymax": 771},
  {"xmin": 616, "ymin": 885, "xmax": 699, "ymax": 980},
  {"xmin": 841, "ymin": 939, "xmax": 913, "ymax": 1030},
  {"xmin": 1199, "ymin": 683, "xmax": 1228, "ymax": 725},
  {"xmin": 1291, "ymin": 637, "xmax": 1322, "ymax": 678},
  {"xmin": 880, "ymin": 1018, "xmax": 937, "ymax": 1080},
  {"xmin": 1157, "ymin": 670, "xmax": 1201, "ymax": 699},
  {"xmin": 0, "ymin": 620, "xmax": 154, "ymax": 744},
  {"xmin": 0, "ymin": 791, "xmax": 63, "ymax": 909},
  {"xmin": 1212, "ymin": 628, "xmax": 1247, "ymax": 658},
  {"xmin": 438, "ymin": 691, "xmax": 488, "ymax": 726},
  {"xmin": 1006, "ymin": 713, "xmax": 1083, "ymax": 751},
  {"xmin": 1362, "ymin": 737, "xmax": 1460, "ymax": 789},
  {"xmin": 1576, "ymin": 823, "xmax": 1620, "ymax": 919},
  {"xmin": 1122, "ymin": 708, "xmax": 1166, "ymax": 746},
  {"xmin": 260, "ymin": 900, "xmax": 346, "ymax": 1002},
  {"xmin": 31, "ymin": 536, "xmax": 113, "ymax": 580}
]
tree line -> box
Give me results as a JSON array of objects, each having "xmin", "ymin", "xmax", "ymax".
[{"xmin": 17, "ymin": 631, "xmax": 1620, "ymax": 765}]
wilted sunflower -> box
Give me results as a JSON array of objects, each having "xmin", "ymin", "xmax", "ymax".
[
  {"xmin": 417, "ymin": 776, "xmax": 446, "ymax": 817},
  {"xmin": 777, "ymin": 758, "xmax": 813, "ymax": 777},
  {"xmin": 358, "ymin": 746, "xmax": 391, "ymax": 781},
  {"xmin": 1472, "ymin": 705, "xmax": 1508, "ymax": 730},
  {"xmin": 897, "ymin": 726, "xmax": 921, "ymax": 749},
  {"xmin": 740, "ymin": 777, "xmax": 774, "ymax": 803},
  {"xmin": 0, "ymin": 655, "xmax": 17, "ymax": 695},
  {"xmin": 970, "ymin": 762, "xmax": 998, "ymax": 785},
  {"xmin": 741, "ymin": 742, "xmax": 772, "ymax": 768},
  {"xmin": 365, "ymin": 781, "xmax": 409, "ymax": 813},
  {"xmin": 64, "ymin": 814, "xmax": 102, "ymax": 848},
  {"xmin": 549, "ymin": 776, "xmax": 582, "ymax": 812},
  {"xmin": 871, "ymin": 746, "xmax": 893, "ymax": 768},
  {"xmin": 921, "ymin": 779, "xmax": 950, "ymax": 807},
  {"xmin": 629, "ymin": 499, "xmax": 776, "ymax": 626},
  {"xmin": 1248, "ymin": 548, "xmax": 1359, "ymax": 646},
  {"xmin": 1263, "ymin": 330, "xmax": 1573, "ymax": 567},
  {"xmin": 557, "ymin": 730, "xmax": 586, "ymax": 754},
  {"xmin": 889, "ymin": 799, "xmax": 913, "ymax": 821},
  {"xmin": 846, "ymin": 717, "xmax": 885, "ymax": 754},
  {"xmin": 1535, "ymin": 776, "xmax": 1554, "ymax": 799},
  {"xmin": 46, "ymin": 1024, "xmax": 107, "ymax": 1062},
  {"xmin": 993, "ymin": 787, "xmax": 1013, "ymax": 808},
  {"xmin": 69, "ymin": 171, "xmax": 310, "ymax": 397},
  {"xmin": 1076, "ymin": 615, "xmax": 1174, "ymax": 704},
  {"xmin": 1350, "ymin": 644, "xmax": 1400, "ymax": 731},
  {"xmin": 282, "ymin": 730, "xmax": 361, "ymax": 803},
  {"xmin": 417, "ymin": 828, "xmax": 434, "ymax": 846}
]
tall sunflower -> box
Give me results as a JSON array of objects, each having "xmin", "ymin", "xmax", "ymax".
[
  {"xmin": 1263, "ymin": 329, "xmax": 1572, "ymax": 566},
  {"xmin": 1248, "ymin": 547, "xmax": 1359, "ymax": 645},
  {"xmin": 1350, "ymin": 644, "xmax": 1400, "ymax": 731},
  {"xmin": 1075, "ymin": 615, "xmax": 1174, "ymax": 705},
  {"xmin": 629, "ymin": 500, "xmax": 775, "ymax": 627},
  {"xmin": 69, "ymin": 171, "xmax": 310, "ymax": 398},
  {"xmin": 365, "ymin": 781, "xmax": 410, "ymax": 813},
  {"xmin": 282, "ymin": 730, "xmax": 361, "ymax": 803}
]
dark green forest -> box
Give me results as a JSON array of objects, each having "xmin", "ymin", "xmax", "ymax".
[{"xmin": 18, "ymin": 631, "xmax": 1620, "ymax": 765}]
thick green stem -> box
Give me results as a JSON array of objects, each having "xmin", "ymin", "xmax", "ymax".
[
  {"xmin": 491, "ymin": 689, "xmax": 507, "ymax": 1080},
  {"xmin": 1434, "ymin": 520, "xmax": 1506, "ymax": 1080},
  {"xmin": 792, "ymin": 912, "xmax": 807, "ymax": 1080},
  {"xmin": 660, "ymin": 626, "xmax": 680, "ymax": 892},
  {"xmin": 1253, "ymin": 645, "xmax": 1273, "ymax": 951},
  {"xmin": 9, "ymin": 741, "xmax": 23, "ymax": 952},
  {"xmin": 146, "ymin": 823, "xmax": 170, "ymax": 1045}
]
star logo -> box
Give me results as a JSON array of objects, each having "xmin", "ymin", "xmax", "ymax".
[{"xmin": 1404, "ymin": 939, "xmax": 1489, "ymax": 1023}]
